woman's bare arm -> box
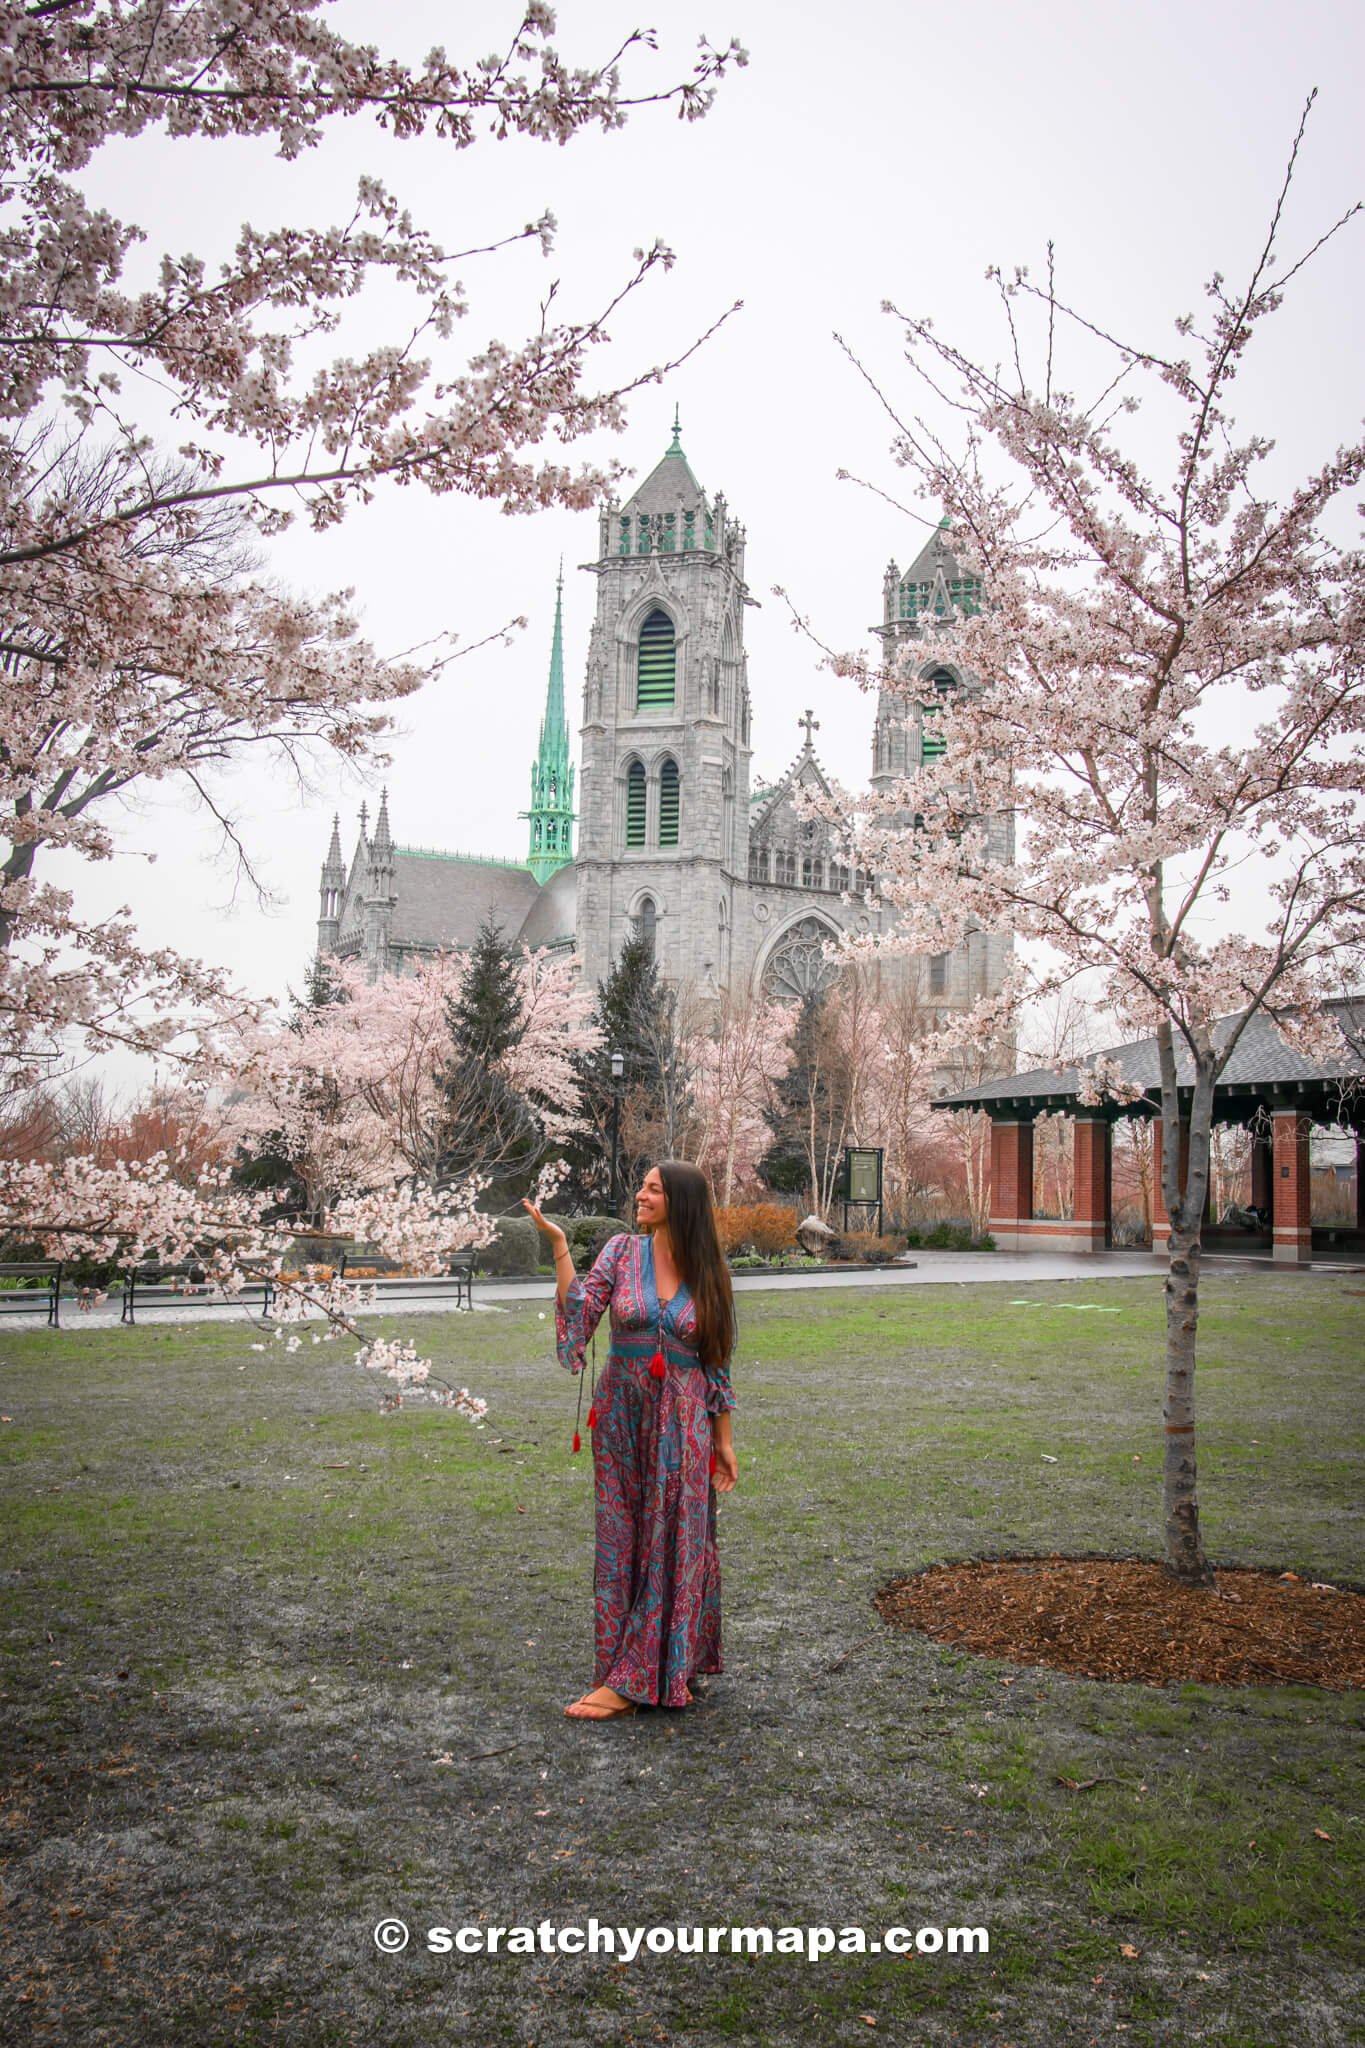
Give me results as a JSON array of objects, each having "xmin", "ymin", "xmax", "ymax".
[{"xmin": 522, "ymin": 1201, "xmax": 573, "ymax": 1306}]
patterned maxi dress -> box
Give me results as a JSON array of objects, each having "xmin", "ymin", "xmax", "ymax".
[{"xmin": 555, "ymin": 1231, "xmax": 737, "ymax": 1708}]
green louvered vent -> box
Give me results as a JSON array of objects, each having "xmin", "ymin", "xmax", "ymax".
[
  {"xmin": 625, "ymin": 760, "xmax": 646, "ymax": 847},
  {"xmin": 658, "ymin": 758, "xmax": 680, "ymax": 847},
  {"xmin": 637, "ymin": 609, "xmax": 676, "ymax": 708},
  {"xmin": 921, "ymin": 670, "xmax": 954, "ymax": 762}
]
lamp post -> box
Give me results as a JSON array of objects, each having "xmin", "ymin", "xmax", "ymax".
[{"xmin": 609, "ymin": 1049, "xmax": 624, "ymax": 1216}]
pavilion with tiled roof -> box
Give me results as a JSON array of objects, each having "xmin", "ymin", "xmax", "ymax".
[{"xmin": 932, "ymin": 999, "xmax": 1365, "ymax": 1263}]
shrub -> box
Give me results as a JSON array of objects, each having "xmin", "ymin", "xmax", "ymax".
[
  {"xmin": 475, "ymin": 1215, "xmax": 543, "ymax": 1276},
  {"xmin": 902, "ymin": 1222, "xmax": 992, "ymax": 1251},
  {"xmin": 828, "ymin": 1229, "xmax": 906, "ymax": 1265},
  {"xmin": 714, "ymin": 1203, "xmax": 798, "ymax": 1259},
  {"xmin": 564, "ymin": 1216, "xmax": 629, "ymax": 1267},
  {"xmin": 282, "ymin": 1235, "xmax": 352, "ymax": 1272}
]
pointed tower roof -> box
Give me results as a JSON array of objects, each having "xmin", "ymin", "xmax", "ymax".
[
  {"xmin": 522, "ymin": 570, "xmax": 577, "ymax": 885},
  {"xmin": 620, "ymin": 406, "xmax": 707, "ymax": 515},
  {"xmin": 372, "ymin": 787, "xmax": 393, "ymax": 855},
  {"xmin": 539, "ymin": 562, "xmax": 566, "ymax": 751},
  {"xmin": 322, "ymin": 813, "xmax": 345, "ymax": 879}
]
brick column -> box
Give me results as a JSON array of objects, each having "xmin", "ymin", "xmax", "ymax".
[
  {"xmin": 1072, "ymin": 1116, "xmax": 1112, "ymax": 1251},
  {"xmin": 1356, "ymin": 1126, "xmax": 1364, "ymax": 1237},
  {"xmin": 1271, "ymin": 1108, "xmax": 1312, "ymax": 1264},
  {"xmin": 1151, "ymin": 1115, "xmax": 1190, "ymax": 1249},
  {"xmin": 988, "ymin": 1118, "xmax": 1034, "ymax": 1250}
]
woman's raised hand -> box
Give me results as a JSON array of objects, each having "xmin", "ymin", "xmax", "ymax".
[{"xmin": 522, "ymin": 1199, "xmax": 567, "ymax": 1251}]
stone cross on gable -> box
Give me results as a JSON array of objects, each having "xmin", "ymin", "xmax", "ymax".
[{"xmin": 799, "ymin": 708, "xmax": 820, "ymax": 749}]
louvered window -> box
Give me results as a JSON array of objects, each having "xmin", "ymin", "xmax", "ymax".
[
  {"xmin": 921, "ymin": 668, "xmax": 954, "ymax": 762},
  {"xmin": 636, "ymin": 610, "xmax": 676, "ymax": 708},
  {"xmin": 625, "ymin": 760, "xmax": 646, "ymax": 847},
  {"xmin": 658, "ymin": 758, "xmax": 680, "ymax": 847}
]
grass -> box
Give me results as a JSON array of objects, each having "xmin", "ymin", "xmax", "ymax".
[{"xmin": 0, "ymin": 1272, "xmax": 1362, "ymax": 2046}]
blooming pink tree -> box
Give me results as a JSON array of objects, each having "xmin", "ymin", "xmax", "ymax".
[
  {"xmin": 0, "ymin": 1144, "xmax": 492, "ymax": 1412},
  {"xmin": 220, "ymin": 944, "xmax": 599, "ymax": 1214},
  {"xmin": 0, "ymin": 2, "xmax": 744, "ymax": 1081},
  {"xmin": 835, "ymin": 100, "xmax": 1364, "ymax": 1582},
  {"xmin": 687, "ymin": 994, "xmax": 795, "ymax": 1206}
]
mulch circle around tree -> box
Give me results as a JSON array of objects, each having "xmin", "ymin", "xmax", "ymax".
[{"xmin": 873, "ymin": 1555, "xmax": 1365, "ymax": 1690}]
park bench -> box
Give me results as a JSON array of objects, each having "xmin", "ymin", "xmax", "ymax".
[
  {"xmin": 0, "ymin": 1260, "xmax": 63, "ymax": 1328},
  {"xmin": 120, "ymin": 1265, "xmax": 277, "ymax": 1326},
  {"xmin": 337, "ymin": 1250, "xmax": 477, "ymax": 1310}
]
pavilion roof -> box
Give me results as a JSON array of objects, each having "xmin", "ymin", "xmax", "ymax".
[{"xmin": 932, "ymin": 998, "xmax": 1365, "ymax": 1118}]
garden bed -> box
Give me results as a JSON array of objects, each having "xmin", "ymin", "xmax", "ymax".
[{"xmin": 875, "ymin": 1554, "xmax": 1365, "ymax": 1689}]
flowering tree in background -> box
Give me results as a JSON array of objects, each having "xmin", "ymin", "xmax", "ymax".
[
  {"xmin": 760, "ymin": 966, "xmax": 892, "ymax": 1218},
  {"xmin": 687, "ymin": 994, "xmax": 794, "ymax": 1205},
  {"xmin": 838, "ymin": 98, "xmax": 1364, "ymax": 1582},
  {"xmin": 223, "ymin": 945, "xmax": 597, "ymax": 1216},
  {"xmin": 0, "ymin": 1144, "xmax": 492, "ymax": 1411},
  {"xmin": 0, "ymin": 0, "xmax": 744, "ymax": 1084}
]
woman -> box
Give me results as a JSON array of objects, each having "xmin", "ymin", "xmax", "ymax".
[{"xmin": 523, "ymin": 1161, "xmax": 739, "ymax": 1720}]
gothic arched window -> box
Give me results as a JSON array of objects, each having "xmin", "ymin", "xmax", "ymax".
[
  {"xmin": 920, "ymin": 667, "xmax": 957, "ymax": 762},
  {"xmin": 762, "ymin": 916, "xmax": 843, "ymax": 1001},
  {"xmin": 636, "ymin": 609, "xmax": 676, "ymax": 709},
  {"xmin": 658, "ymin": 757, "xmax": 680, "ymax": 847},
  {"xmin": 636, "ymin": 896, "xmax": 657, "ymax": 959},
  {"xmin": 625, "ymin": 759, "xmax": 646, "ymax": 848}
]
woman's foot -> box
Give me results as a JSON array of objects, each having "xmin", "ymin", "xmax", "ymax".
[{"xmin": 564, "ymin": 1685, "xmax": 637, "ymax": 1720}]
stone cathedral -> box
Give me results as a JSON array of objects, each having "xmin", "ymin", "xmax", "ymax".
[{"xmin": 316, "ymin": 417, "xmax": 1011, "ymax": 1012}]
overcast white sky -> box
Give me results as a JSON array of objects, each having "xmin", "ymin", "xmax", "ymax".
[{"xmin": 50, "ymin": 0, "xmax": 1365, "ymax": 1090}]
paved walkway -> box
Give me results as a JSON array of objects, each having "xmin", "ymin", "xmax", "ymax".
[{"xmin": 3, "ymin": 1246, "xmax": 1359, "ymax": 1334}]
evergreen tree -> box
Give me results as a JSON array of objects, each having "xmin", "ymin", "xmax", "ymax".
[
  {"xmin": 301, "ymin": 951, "xmax": 343, "ymax": 1014},
  {"xmin": 437, "ymin": 913, "xmax": 535, "ymax": 1209},
  {"xmin": 560, "ymin": 930, "xmax": 685, "ymax": 1212},
  {"xmin": 447, "ymin": 913, "xmax": 524, "ymax": 1063}
]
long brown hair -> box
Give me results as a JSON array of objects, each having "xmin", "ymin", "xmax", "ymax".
[{"xmin": 656, "ymin": 1159, "xmax": 735, "ymax": 1371}]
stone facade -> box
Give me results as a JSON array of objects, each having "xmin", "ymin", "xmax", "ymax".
[{"xmin": 316, "ymin": 421, "xmax": 1012, "ymax": 1021}]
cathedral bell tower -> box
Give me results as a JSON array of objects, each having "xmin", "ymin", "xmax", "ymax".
[
  {"xmin": 575, "ymin": 412, "xmax": 753, "ymax": 992},
  {"xmin": 871, "ymin": 518, "xmax": 983, "ymax": 790}
]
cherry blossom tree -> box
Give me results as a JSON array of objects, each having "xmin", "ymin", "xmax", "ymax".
[
  {"xmin": 0, "ymin": 1, "xmax": 744, "ymax": 1081},
  {"xmin": 687, "ymin": 993, "xmax": 794, "ymax": 1206},
  {"xmin": 835, "ymin": 98, "xmax": 1364, "ymax": 1583},
  {"xmin": 221, "ymin": 944, "xmax": 598, "ymax": 1219}
]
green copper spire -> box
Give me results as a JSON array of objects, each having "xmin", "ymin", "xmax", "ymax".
[
  {"xmin": 667, "ymin": 404, "xmax": 685, "ymax": 458},
  {"xmin": 523, "ymin": 565, "xmax": 577, "ymax": 885}
]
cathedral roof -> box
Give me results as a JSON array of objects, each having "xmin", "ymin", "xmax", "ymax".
[
  {"xmin": 619, "ymin": 409, "xmax": 707, "ymax": 517},
  {"xmin": 387, "ymin": 848, "xmax": 541, "ymax": 949},
  {"xmin": 898, "ymin": 517, "xmax": 962, "ymax": 585},
  {"xmin": 749, "ymin": 734, "xmax": 837, "ymax": 835},
  {"xmin": 516, "ymin": 859, "xmax": 577, "ymax": 953}
]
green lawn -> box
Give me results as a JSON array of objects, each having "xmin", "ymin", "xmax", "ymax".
[{"xmin": 1, "ymin": 1273, "xmax": 1362, "ymax": 2046}]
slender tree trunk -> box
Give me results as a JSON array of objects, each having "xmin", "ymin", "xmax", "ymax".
[{"xmin": 1159, "ymin": 1026, "xmax": 1216, "ymax": 1586}]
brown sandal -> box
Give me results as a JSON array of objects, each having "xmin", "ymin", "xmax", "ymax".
[{"xmin": 564, "ymin": 1690, "xmax": 638, "ymax": 1720}]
